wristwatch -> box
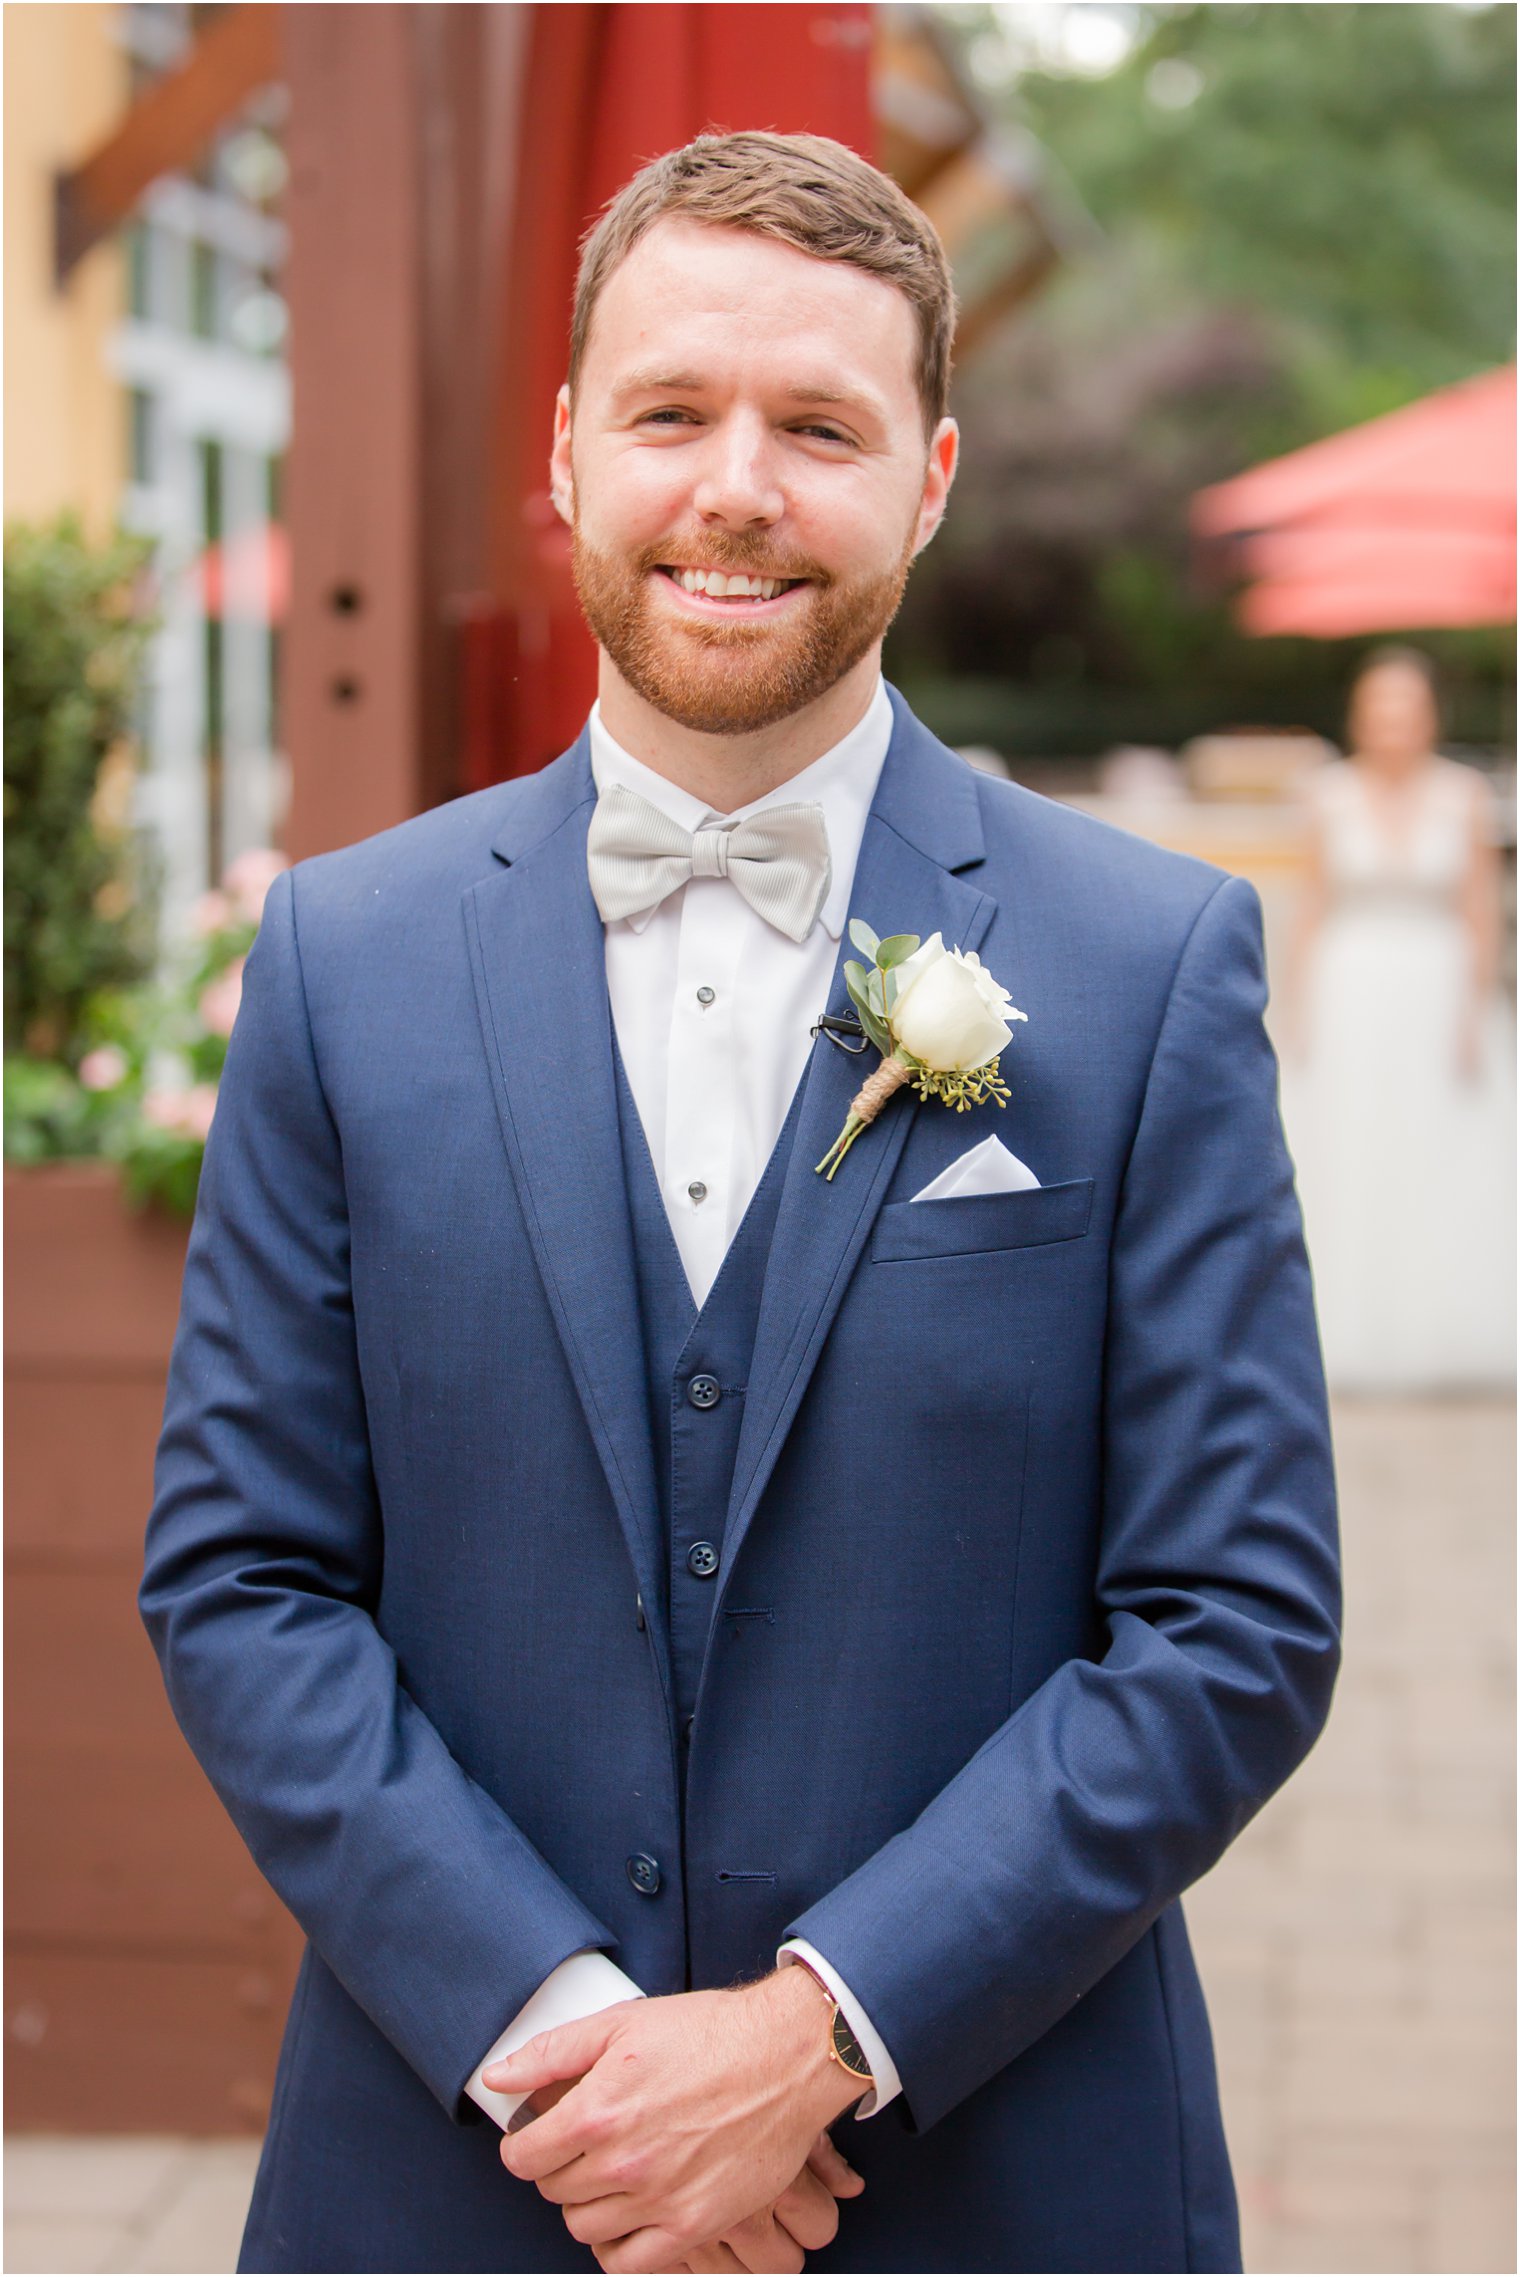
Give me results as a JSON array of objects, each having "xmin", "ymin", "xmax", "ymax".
[{"xmin": 791, "ymin": 1958, "xmax": 874, "ymax": 2089}]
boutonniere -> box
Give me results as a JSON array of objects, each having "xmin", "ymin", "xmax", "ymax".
[{"xmin": 816, "ymin": 921, "xmax": 1029, "ymax": 1180}]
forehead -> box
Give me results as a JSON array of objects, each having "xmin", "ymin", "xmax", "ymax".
[
  {"xmin": 1358, "ymin": 663, "xmax": 1432, "ymax": 699},
  {"xmin": 582, "ymin": 217, "xmax": 921, "ymax": 414}
]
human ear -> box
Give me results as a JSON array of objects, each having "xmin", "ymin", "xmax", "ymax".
[
  {"xmin": 910, "ymin": 418, "xmax": 959, "ymax": 557},
  {"xmin": 549, "ymin": 385, "xmax": 575, "ymax": 526}
]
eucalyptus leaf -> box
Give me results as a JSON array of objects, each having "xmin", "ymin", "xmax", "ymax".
[
  {"xmin": 875, "ymin": 933, "xmax": 920, "ymax": 970},
  {"xmin": 848, "ymin": 918, "xmax": 880, "ymax": 961},
  {"xmin": 844, "ymin": 976, "xmax": 892, "ymax": 1057},
  {"xmin": 843, "ymin": 959, "xmax": 870, "ymax": 1002}
]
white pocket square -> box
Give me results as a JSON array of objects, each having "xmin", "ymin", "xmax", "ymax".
[{"xmin": 910, "ymin": 1135, "xmax": 1041, "ymax": 1203}]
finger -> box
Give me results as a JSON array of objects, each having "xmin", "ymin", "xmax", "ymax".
[
  {"xmin": 597, "ymin": 2254, "xmax": 736, "ymax": 2277},
  {"xmin": 561, "ymin": 2193, "xmax": 648, "ymax": 2245},
  {"xmin": 498, "ymin": 2091, "xmax": 603, "ymax": 2185},
  {"xmin": 518, "ymin": 2149, "xmax": 607, "ymax": 2207},
  {"xmin": 596, "ymin": 2227, "xmax": 690, "ymax": 2274},
  {"xmin": 773, "ymin": 2168, "xmax": 841, "ymax": 2253},
  {"xmin": 719, "ymin": 2212, "xmax": 803, "ymax": 2275},
  {"xmin": 507, "ymin": 2074, "xmax": 578, "ymax": 2132},
  {"xmin": 807, "ymin": 2127, "xmax": 865, "ymax": 2198},
  {"xmin": 483, "ymin": 2006, "xmax": 630, "ymax": 2097}
]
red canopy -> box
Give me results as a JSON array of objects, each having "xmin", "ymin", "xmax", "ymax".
[{"xmin": 1192, "ymin": 366, "xmax": 1517, "ymax": 637}]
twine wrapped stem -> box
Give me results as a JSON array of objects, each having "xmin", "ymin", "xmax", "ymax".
[{"xmin": 815, "ymin": 1052, "xmax": 912, "ymax": 1179}]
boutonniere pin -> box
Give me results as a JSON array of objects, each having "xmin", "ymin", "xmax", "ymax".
[{"xmin": 816, "ymin": 921, "xmax": 1028, "ymax": 1179}]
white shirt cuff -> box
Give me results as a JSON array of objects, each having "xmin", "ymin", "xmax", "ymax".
[
  {"xmin": 778, "ymin": 1938, "xmax": 902, "ymax": 2117},
  {"xmin": 465, "ymin": 1949, "xmax": 645, "ymax": 2131}
]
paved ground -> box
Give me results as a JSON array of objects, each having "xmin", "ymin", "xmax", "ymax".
[
  {"xmin": 1188, "ymin": 1394, "xmax": 1516, "ymax": 2276},
  {"xmin": 6, "ymin": 1396, "xmax": 1514, "ymax": 2276},
  {"xmin": 4, "ymin": 2138, "xmax": 260, "ymax": 2275}
]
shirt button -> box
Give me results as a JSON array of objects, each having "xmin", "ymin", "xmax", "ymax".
[
  {"xmin": 688, "ymin": 1374, "xmax": 721, "ymax": 1410},
  {"xmin": 626, "ymin": 1853, "xmax": 661, "ymax": 1896},
  {"xmin": 696, "ymin": 985, "xmax": 716, "ymax": 1006},
  {"xmin": 687, "ymin": 1180, "xmax": 708, "ymax": 1204},
  {"xmin": 687, "ymin": 1539, "xmax": 719, "ymax": 1577}
]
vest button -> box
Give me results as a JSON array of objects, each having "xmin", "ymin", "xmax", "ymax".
[
  {"xmin": 688, "ymin": 1374, "xmax": 721, "ymax": 1410},
  {"xmin": 626, "ymin": 1853, "xmax": 661, "ymax": 1896},
  {"xmin": 686, "ymin": 1539, "xmax": 719, "ymax": 1578},
  {"xmin": 682, "ymin": 1713, "xmax": 695, "ymax": 1744}
]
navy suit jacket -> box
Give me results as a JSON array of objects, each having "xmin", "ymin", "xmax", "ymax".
[{"xmin": 141, "ymin": 689, "xmax": 1341, "ymax": 2273}]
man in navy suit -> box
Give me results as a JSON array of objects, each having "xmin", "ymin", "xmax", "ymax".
[{"xmin": 142, "ymin": 132, "xmax": 1340, "ymax": 2274}]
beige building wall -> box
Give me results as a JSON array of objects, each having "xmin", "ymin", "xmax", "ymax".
[{"xmin": 4, "ymin": 2, "xmax": 128, "ymax": 532}]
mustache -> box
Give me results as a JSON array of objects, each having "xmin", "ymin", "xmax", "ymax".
[{"xmin": 632, "ymin": 534, "xmax": 833, "ymax": 586}]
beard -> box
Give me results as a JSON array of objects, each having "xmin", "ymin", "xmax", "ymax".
[{"xmin": 570, "ymin": 519, "xmax": 916, "ymax": 736}]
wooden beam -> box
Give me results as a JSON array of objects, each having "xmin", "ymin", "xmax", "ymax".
[
  {"xmin": 281, "ymin": 4, "xmax": 426, "ymax": 860},
  {"xmin": 54, "ymin": 4, "xmax": 281, "ymax": 281}
]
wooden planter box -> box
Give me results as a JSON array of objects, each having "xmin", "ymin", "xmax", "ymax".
[{"xmin": 5, "ymin": 1164, "xmax": 301, "ymax": 2133}]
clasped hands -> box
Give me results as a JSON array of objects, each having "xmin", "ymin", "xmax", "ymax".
[{"xmin": 482, "ymin": 1965, "xmax": 867, "ymax": 2272}]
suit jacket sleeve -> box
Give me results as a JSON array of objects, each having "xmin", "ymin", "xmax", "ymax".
[
  {"xmin": 784, "ymin": 872, "xmax": 1342, "ymax": 2132},
  {"xmin": 139, "ymin": 869, "xmax": 618, "ymax": 2124}
]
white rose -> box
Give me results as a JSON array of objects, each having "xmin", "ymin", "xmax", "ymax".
[{"xmin": 890, "ymin": 932, "xmax": 1027, "ymax": 1073}]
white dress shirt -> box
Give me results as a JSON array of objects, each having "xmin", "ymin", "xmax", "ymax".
[{"xmin": 466, "ymin": 679, "xmax": 904, "ymax": 2130}]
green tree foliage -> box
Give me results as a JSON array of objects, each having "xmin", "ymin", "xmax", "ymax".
[
  {"xmin": 4, "ymin": 515, "xmax": 157, "ymax": 1056},
  {"xmin": 889, "ymin": 4, "xmax": 1516, "ymax": 758},
  {"xmin": 1021, "ymin": 1, "xmax": 1516, "ymax": 433}
]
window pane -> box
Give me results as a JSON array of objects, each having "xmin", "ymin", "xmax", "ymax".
[
  {"xmin": 126, "ymin": 223, "xmax": 151, "ymax": 320},
  {"xmin": 128, "ymin": 388, "xmax": 154, "ymax": 483},
  {"xmin": 191, "ymin": 241, "xmax": 218, "ymax": 340}
]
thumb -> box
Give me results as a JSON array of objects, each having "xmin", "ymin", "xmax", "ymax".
[
  {"xmin": 807, "ymin": 2127, "xmax": 865, "ymax": 2198},
  {"xmin": 480, "ymin": 2005, "xmax": 625, "ymax": 2094}
]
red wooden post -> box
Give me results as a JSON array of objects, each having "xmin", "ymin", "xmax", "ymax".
[{"xmin": 283, "ymin": 3, "xmax": 875, "ymax": 855}]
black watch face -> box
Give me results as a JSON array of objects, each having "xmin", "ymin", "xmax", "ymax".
[{"xmin": 831, "ymin": 2008, "xmax": 871, "ymax": 2079}]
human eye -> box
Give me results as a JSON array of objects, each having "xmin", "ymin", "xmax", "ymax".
[
  {"xmin": 792, "ymin": 421, "xmax": 857, "ymax": 447},
  {"xmin": 639, "ymin": 406, "xmax": 699, "ymax": 428}
]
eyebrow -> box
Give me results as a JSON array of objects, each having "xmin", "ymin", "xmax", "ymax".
[{"xmin": 609, "ymin": 365, "xmax": 889, "ymax": 424}]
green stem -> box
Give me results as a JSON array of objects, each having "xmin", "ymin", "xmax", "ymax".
[{"xmin": 815, "ymin": 1115, "xmax": 864, "ymax": 1180}]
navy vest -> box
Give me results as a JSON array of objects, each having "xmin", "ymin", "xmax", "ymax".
[{"xmin": 612, "ymin": 1039, "xmax": 805, "ymax": 1758}]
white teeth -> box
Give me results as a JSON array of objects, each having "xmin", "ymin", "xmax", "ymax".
[{"xmin": 672, "ymin": 569, "xmax": 788, "ymax": 600}]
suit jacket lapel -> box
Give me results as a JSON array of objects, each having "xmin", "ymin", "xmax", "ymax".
[
  {"xmin": 463, "ymin": 696, "xmax": 999, "ymax": 1709},
  {"xmin": 712, "ymin": 695, "xmax": 998, "ymax": 1614},
  {"xmin": 464, "ymin": 735, "xmax": 671, "ymax": 1707}
]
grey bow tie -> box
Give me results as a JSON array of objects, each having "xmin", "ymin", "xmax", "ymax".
[{"xmin": 586, "ymin": 781, "xmax": 832, "ymax": 944}]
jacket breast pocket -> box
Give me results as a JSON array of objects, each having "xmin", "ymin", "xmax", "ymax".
[{"xmin": 871, "ymin": 1176, "xmax": 1095, "ymax": 1262}]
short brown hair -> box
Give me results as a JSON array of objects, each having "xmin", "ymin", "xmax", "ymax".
[
  {"xmin": 1352, "ymin": 643, "xmax": 1440, "ymax": 698},
  {"xmin": 570, "ymin": 132, "xmax": 956, "ymax": 439}
]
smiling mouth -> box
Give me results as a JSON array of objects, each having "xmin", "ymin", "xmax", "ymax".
[{"xmin": 656, "ymin": 565, "xmax": 809, "ymax": 603}]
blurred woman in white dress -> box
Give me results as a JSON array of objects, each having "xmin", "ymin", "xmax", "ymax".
[{"xmin": 1280, "ymin": 647, "xmax": 1515, "ymax": 1392}]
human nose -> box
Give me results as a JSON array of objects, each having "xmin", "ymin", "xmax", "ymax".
[{"xmin": 690, "ymin": 412, "xmax": 785, "ymax": 530}]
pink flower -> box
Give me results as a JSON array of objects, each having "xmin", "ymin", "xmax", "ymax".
[
  {"xmin": 222, "ymin": 848, "xmax": 288, "ymax": 925},
  {"xmin": 143, "ymin": 1084, "xmax": 218, "ymax": 1142},
  {"xmin": 191, "ymin": 890, "xmax": 232, "ymax": 937},
  {"xmin": 199, "ymin": 958, "xmax": 245, "ymax": 1037},
  {"xmin": 78, "ymin": 1045, "xmax": 129, "ymax": 1092}
]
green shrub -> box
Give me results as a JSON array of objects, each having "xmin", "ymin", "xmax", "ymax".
[{"xmin": 4, "ymin": 514, "xmax": 157, "ymax": 1060}]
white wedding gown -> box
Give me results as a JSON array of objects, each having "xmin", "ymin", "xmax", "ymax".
[{"xmin": 1279, "ymin": 758, "xmax": 1515, "ymax": 1393}]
